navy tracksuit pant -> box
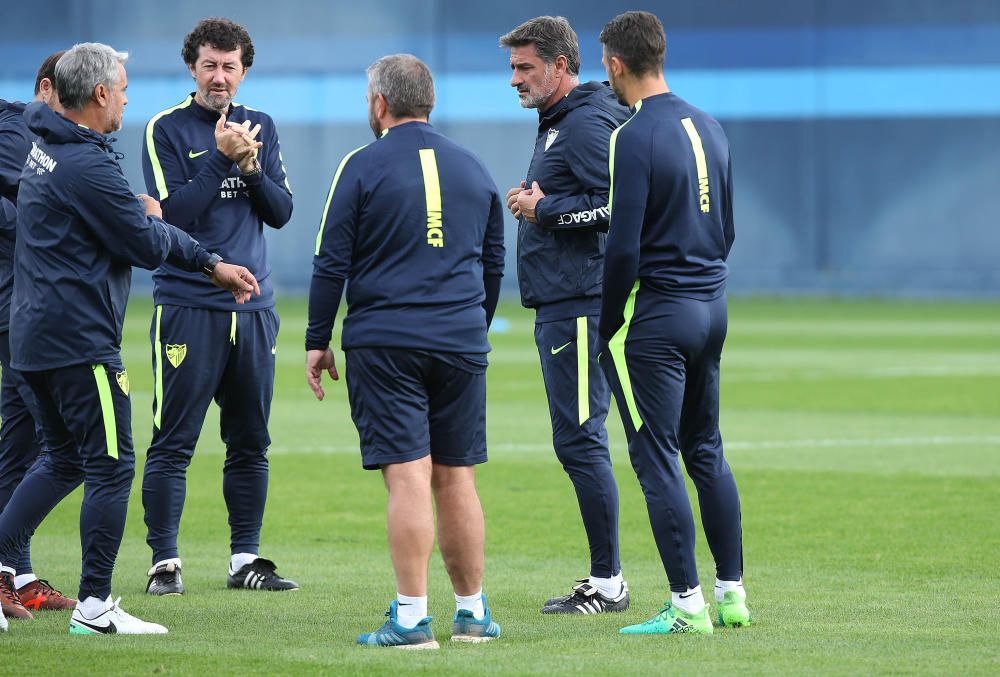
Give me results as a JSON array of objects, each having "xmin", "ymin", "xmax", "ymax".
[
  {"xmin": 0, "ymin": 331, "xmax": 44, "ymax": 575},
  {"xmin": 0, "ymin": 361, "xmax": 134, "ymax": 601},
  {"xmin": 535, "ymin": 314, "xmax": 621, "ymax": 579},
  {"xmin": 142, "ymin": 305, "xmax": 278, "ymax": 564},
  {"xmin": 601, "ymin": 293, "xmax": 743, "ymax": 592}
]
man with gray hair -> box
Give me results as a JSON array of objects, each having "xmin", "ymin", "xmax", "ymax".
[
  {"xmin": 499, "ymin": 16, "xmax": 632, "ymax": 614},
  {"xmin": 0, "ymin": 50, "xmax": 79, "ymax": 622},
  {"xmin": 306, "ymin": 54, "xmax": 504, "ymax": 648},
  {"xmin": 0, "ymin": 42, "xmax": 260, "ymax": 634}
]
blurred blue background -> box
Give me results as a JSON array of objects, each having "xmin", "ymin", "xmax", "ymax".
[{"xmin": 2, "ymin": 0, "xmax": 999, "ymax": 297}]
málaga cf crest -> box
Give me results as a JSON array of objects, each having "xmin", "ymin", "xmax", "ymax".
[
  {"xmin": 545, "ymin": 128, "xmax": 559, "ymax": 151},
  {"xmin": 116, "ymin": 370, "xmax": 130, "ymax": 396},
  {"xmin": 166, "ymin": 344, "xmax": 187, "ymax": 368}
]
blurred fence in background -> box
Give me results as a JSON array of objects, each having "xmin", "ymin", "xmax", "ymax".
[{"xmin": 3, "ymin": 0, "xmax": 999, "ymax": 297}]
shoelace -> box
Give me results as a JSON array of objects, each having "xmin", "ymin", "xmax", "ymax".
[
  {"xmin": 0, "ymin": 575, "xmax": 23, "ymax": 605},
  {"xmin": 245, "ymin": 558, "xmax": 279, "ymax": 578},
  {"xmin": 34, "ymin": 579, "xmax": 65, "ymax": 596}
]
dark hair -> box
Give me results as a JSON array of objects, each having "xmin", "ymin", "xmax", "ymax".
[
  {"xmin": 499, "ymin": 16, "xmax": 580, "ymax": 76},
  {"xmin": 367, "ymin": 54, "xmax": 435, "ymax": 119},
  {"xmin": 599, "ymin": 11, "xmax": 666, "ymax": 77},
  {"xmin": 34, "ymin": 50, "xmax": 66, "ymax": 95},
  {"xmin": 182, "ymin": 17, "xmax": 254, "ymax": 69}
]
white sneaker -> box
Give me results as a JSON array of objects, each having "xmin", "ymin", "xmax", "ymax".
[{"xmin": 70, "ymin": 596, "xmax": 168, "ymax": 635}]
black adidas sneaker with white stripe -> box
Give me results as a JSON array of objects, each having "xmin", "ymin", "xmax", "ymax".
[
  {"xmin": 227, "ymin": 558, "xmax": 299, "ymax": 591},
  {"xmin": 541, "ymin": 580, "xmax": 629, "ymax": 614}
]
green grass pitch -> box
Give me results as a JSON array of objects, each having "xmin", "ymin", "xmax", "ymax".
[{"xmin": 5, "ymin": 296, "xmax": 999, "ymax": 675}]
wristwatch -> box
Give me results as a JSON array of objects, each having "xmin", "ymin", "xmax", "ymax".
[
  {"xmin": 240, "ymin": 157, "xmax": 262, "ymax": 178},
  {"xmin": 202, "ymin": 253, "xmax": 223, "ymax": 278}
]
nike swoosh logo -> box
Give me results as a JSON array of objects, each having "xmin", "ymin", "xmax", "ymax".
[
  {"xmin": 73, "ymin": 617, "xmax": 116, "ymax": 634},
  {"xmin": 550, "ymin": 341, "xmax": 573, "ymax": 355},
  {"xmin": 678, "ymin": 592, "xmax": 698, "ymax": 599},
  {"xmin": 188, "ymin": 149, "xmax": 209, "ymax": 159},
  {"xmin": 271, "ymin": 346, "xmax": 277, "ymax": 355}
]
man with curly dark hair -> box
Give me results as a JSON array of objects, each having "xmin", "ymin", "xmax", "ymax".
[{"xmin": 140, "ymin": 17, "xmax": 297, "ymax": 596}]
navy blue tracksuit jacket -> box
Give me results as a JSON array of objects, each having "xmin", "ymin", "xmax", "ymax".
[
  {"xmin": 11, "ymin": 102, "xmax": 215, "ymax": 370},
  {"xmin": 307, "ymin": 121, "xmax": 505, "ymax": 354},
  {"xmin": 0, "ymin": 99, "xmax": 31, "ymax": 335},
  {"xmin": 518, "ymin": 81, "xmax": 631, "ymax": 322},
  {"xmin": 142, "ymin": 93, "xmax": 292, "ymax": 311}
]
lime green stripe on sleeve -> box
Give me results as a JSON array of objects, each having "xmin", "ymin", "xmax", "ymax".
[
  {"xmin": 608, "ymin": 281, "xmax": 643, "ymax": 431},
  {"xmin": 153, "ymin": 305, "xmax": 163, "ymax": 429},
  {"xmin": 144, "ymin": 96, "xmax": 193, "ymax": 201},
  {"xmin": 315, "ymin": 145, "xmax": 368, "ymax": 256},
  {"xmin": 92, "ymin": 365, "xmax": 119, "ymax": 459},
  {"xmin": 607, "ymin": 99, "xmax": 641, "ymax": 228},
  {"xmin": 577, "ymin": 316, "xmax": 589, "ymax": 425}
]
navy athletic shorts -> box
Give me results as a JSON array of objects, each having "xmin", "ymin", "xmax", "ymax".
[{"xmin": 344, "ymin": 348, "xmax": 487, "ymax": 470}]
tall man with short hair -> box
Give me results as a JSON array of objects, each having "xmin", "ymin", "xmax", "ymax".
[
  {"xmin": 598, "ymin": 12, "xmax": 750, "ymax": 635},
  {"xmin": 141, "ymin": 17, "xmax": 297, "ymax": 595},
  {"xmin": 499, "ymin": 16, "xmax": 632, "ymax": 614},
  {"xmin": 0, "ymin": 42, "xmax": 259, "ymax": 634},
  {"xmin": 307, "ymin": 54, "xmax": 504, "ymax": 648},
  {"xmin": 0, "ymin": 51, "xmax": 79, "ymax": 620}
]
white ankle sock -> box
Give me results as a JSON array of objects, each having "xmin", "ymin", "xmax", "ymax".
[
  {"xmin": 230, "ymin": 553, "xmax": 257, "ymax": 573},
  {"xmin": 13, "ymin": 573, "xmax": 37, "ymax": 589},
  {"xmin": 396, "ymin": 593, "xmax": 427, "ymax": 628},
  {"xmin": 0, "ymin": 565, "xmax": 14, "ymax": 576},
  {"xmin": 589, "ymin": 573, "xmax": 624, "ymax": 598},
  {"xmin": 714, "ymin": 577, "xmax": 744, "ymax": 602},
  {"xmin": 154, "ymin": 557, "xmax": 182, "ymax": 570},
  {"xmin": 76, "ymin": 595, "xmax": 108, "ymax": 617},
  {"xmin": 672, "ymin": 585, "xmax": 705, "ymax": 614},
  {"xmin": 455, "ymin": 590, "xmax": 485, "ymax": 620}
]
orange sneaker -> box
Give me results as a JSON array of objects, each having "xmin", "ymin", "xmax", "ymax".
[
  {"xmin": 0, "ymin": 572, "xmax": 33, "ymax": 620},
  {"xmin": 18, "ymin": 579, "xmax": 76, "ymax": 611}
]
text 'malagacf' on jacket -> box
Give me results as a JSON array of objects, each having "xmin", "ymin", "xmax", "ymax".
[
  {"xmin": 518, "ymin": 80, "xmax": 631, "ymax": 322},
  {"xmin": 306, "ymin": 121, "xmax": 505, "ymax": 356},
  {"xmin": 0, "ymin": 99, "xmax": 32, "ymax": 335},
  {"xmin": 10, "ymin": 102, "xmax": 216, "ymax": 371},
  {"xmin": 142, "ymin": 93, "xmax": 293, "ymax": 312}
]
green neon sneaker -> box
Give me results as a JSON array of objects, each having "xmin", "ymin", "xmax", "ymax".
[
  {"xmin": 716, "ymin": 590, "xmax": 752, "ymax": 627},
  {"xmin": 619, "ymin": 602, "xmax": 713, "ymax": 635}
]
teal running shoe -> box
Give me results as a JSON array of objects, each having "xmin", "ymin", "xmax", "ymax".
[
  {"xmin": 716, "ymin": 590, "xmax": 752, "ymax": 627},
  {"xmin": 357, "ymin": 601, "xmax": 439, "ymax": 649},
  {"xmin": 451, "ymin": 594, "xmax": 501, "ymax": 643},
  {"xmin": 620, "ymin": 602, "xmax": 713, "ymax": 635}
]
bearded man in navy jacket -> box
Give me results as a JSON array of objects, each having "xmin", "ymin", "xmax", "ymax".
[
  {"xmin": 140, "ymin": 17, "xmax": 297, "ymax": 596},
  {"xmin": 500, "ymin": 16, "xmax": 632, "ymax": 614}
]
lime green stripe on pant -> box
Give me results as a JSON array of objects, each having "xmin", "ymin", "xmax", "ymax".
[
  {"xmin": 92, "ymin": 365, "xmax": 118, "ymax": 459},
  {"xmin": 153, "ymin": 305, "xmax": 163, "ymax": 429},
  {"xmin": 577, "ymin": 316, "xmax": 589, "ymax": 425},
  {"xmin": 608, "ymin": 281, "xmax": 643, "ymax": 431}
]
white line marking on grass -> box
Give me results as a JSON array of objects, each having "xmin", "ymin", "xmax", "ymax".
[
  {"xmin": 724, "ymin": 435, "xmax": 1000, "ymax": 450},
  {"xmin": 265, "ymin": 435, "xmax": 1000, "ymax": 455},
  {"xmin": 726, "ymin": 365, "xmax": 1000, "ymax": 383}
]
